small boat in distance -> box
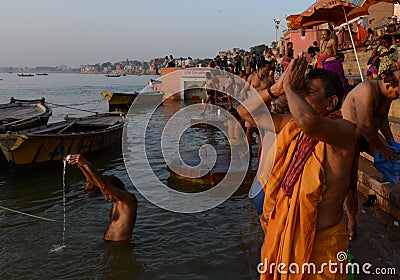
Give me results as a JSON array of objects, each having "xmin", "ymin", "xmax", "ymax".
[
  {"xmin": 0, "ymin": 112, "xmax": 126, "ymax": 168},
  {"xmin": 36, "ymin": 73, "xmax": 49, "ymax": 76},
  {"xmin": 0, "ymin": 97, "xmax": 52, "ymax": 133},
  {"xmin": 105, "ymin": 74, "xmax": 121, "ymax": 77},
  {"xmin": 17, "ymin": 73, "xmax": 34, "ymax": 77}
]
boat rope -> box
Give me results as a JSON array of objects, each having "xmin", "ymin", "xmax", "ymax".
[
  {"xmin": 0, "ymin": 204, "xmax": 57, "ymax": 222},
  {"xmin": 46, "ymin": 102, "xmax": 98, "ymax": 114},
  {"xmin": 92, "ymin": 98, "xmax": 105, "ymax": 111}
]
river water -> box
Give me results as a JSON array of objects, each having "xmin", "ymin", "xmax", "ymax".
[{"xmin": 0, "ymin": 73, "xmax": 263, "ymax": 280}]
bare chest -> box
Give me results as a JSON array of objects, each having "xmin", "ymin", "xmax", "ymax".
[{"xmin": 250, "ymin": 76, "xmax": 270, "ymax": 91}]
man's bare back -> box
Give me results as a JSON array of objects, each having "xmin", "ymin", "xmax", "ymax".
[
  {"xmin": 105, "ymin": 196, "xmax": 137, "ymax": 241},
  {"xmin": 342, "ymin": 73, "xmax": 400, "ymax": 160},
  {"xmin": 342, "ymin": 80, "xmax": 392, "ymax": 124},
  {"xmin": 68, "ymin": 154, "xmax": 138, "ymax": 242}
]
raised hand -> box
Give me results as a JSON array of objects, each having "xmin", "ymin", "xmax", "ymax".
[
  {"xmin": 67, "ymin": 154, "xmax": 89, "ymax": 167},
  {"xmin": 283, "ymin": 56, "xmax": 308, "ymax": 93}
]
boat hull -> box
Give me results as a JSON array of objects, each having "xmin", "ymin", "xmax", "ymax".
[
  {"xmin": 0, "ymin": 113, "xmax": 125, "ymax": 167},
  {"xmin": 101, "ymin": 91, "xmax": 164, "ymax": 111},
  {"xmin": 102, "ymin": 91, "xmax": 138, "ymax": 111},
  {"xmin": 0, "ymin": 98, "xmax": 52, "ymax": 133}
]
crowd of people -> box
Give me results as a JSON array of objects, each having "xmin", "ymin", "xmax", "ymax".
[
  {"xmin": 194, "ymin": 25, "xmax": 400, "ymax": 278},
  {"xmin": 65, "ymin": 25, "xmax": 400, "ymax": 279}
]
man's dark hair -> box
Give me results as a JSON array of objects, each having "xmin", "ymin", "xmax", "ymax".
[
  {"xmin": 258, "ymin": 59, "xmax": 270, "ymax": 69},
  {"xmin": 306, "ymin": 68, "xmax": 344, "ymax": 111},
  {"xmin": 383, "ymin": 70, "xmax": 399, "ymax": 88},
  {"xmin": 104, "ymin": 175, "xmax": 126, "ymax": 191},
  {"xmin": 380, "ymin": 34, "xmax": 393, "ymax": 45}
]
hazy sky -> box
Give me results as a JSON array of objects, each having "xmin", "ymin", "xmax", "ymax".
[{"xmin": 0, "ymin": 0, "xmax": 315, "ymax": 67}]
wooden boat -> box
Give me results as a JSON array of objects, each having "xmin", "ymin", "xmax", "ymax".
[
  {"xmin": 0, "ymin": 112, "xmax": 126, "ymax": 167},
  {"xmin": 102, "ymin": 91, "xmax": 138, "ymax": 111},
  {"xmin": 101, "ymin": 90, "xmax": 164, "ymax": 111},
  {"xmin": 105, "ymin": 74, "xmax": 121, "ymax": 77},
  {"xmin": 17, "ymin": 73, "xmax": 34, "ymax": 77},
  {"xmin": 36, "ymin": 73, "xmax": 49, "ymax": 76},
  {"xmin": 0, "ymin": 97, "xmax": 52, "ymax": 133}
]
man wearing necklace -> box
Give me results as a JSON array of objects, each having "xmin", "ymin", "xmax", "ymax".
[
  {"xmin": 318, "ymin": 29, "xmax": 337, "ymax": 69},
  {"xmin": 318, "ymin": 29, "xmax": 350, "ymax": 96}
]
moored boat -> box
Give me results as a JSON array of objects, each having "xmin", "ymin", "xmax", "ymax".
[
  {"xmin": 102, "ymin": 91, "xmax": 138, "ymax": 111},
  {"xmin": 105, "ymin": 74, "xmax": 121, "ymax": 77},
  {"xmin": 101, "ymin": 90, "xmax": 164, "ymax": 111},
  {"xmin": 0, "ymin": 112, "xmax": 126, "ymax": 167},
  {"xmin": 133, "ymin": 90, "xmax": 164, "ymax": 107},
  {"xmin": 0, "ymin": 97, "xmax": 52, "ymax": 133},
  {"xmin": 17, "ymin": 73, "xmax": 34, "ymax": 77}
]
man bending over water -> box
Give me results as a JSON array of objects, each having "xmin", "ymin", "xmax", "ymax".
[
  {"xmin": 342, "ymin": 70, "xmax": 400, "ymax": 162},
  {"xmin": 68, "ymin": 154, "xmax": 138, "ymax": 242}
]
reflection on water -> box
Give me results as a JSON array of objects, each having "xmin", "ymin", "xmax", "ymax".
[{"xmin": 0, "ymin": 74, "xmax": 263, "ymax": 279}]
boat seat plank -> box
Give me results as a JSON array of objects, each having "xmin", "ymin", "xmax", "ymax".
[
  {"xmin": 28, "ymin": 123, "xmax": 70, "ymax": 135},
  {"xmin": 77, "ymin": 118, "xmax": 121, "ymax": 126},
  {"xmin": 57, "ymin": 121, "xmax": 76, "ymax": 134}
]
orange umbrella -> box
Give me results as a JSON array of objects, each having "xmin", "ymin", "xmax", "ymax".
[{"xmin": 286, "ymin": 0, "xmax": 397, "ymax": 30}]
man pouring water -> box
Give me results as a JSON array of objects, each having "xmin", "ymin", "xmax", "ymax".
[{"xmin": 67, "ymin": 154, "xmax": 138, "ymax": 242}]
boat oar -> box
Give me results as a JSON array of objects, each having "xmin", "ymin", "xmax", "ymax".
[{"xmin": 0, "ymin": 205, "xmax": 57, "ymax": 222}]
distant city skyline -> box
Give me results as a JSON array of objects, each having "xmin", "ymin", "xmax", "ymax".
[{"xmin": 0, "ymin": 0, "xmax": 315, "ymax": 68}]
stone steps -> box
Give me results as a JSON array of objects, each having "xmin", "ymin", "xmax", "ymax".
[
  {"xmin": 358, "ymin": 156, "xmax": 400, "ymax": 220},
  {"xmin": 357, "ymin": 119, "xmax": 400, "ymax": 220}
]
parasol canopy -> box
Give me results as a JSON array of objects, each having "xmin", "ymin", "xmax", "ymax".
[{"xmin": 286, "ymin": 0, "xmax": 397, "ymax": 29}]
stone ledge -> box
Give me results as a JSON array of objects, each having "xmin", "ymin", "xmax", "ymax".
[
  {"xmin": 389, "ymin": 116, "xmax": 400, "ymax": 140},
  {"xmin": 358, "ymin": 156, "xmax": 400, "ymax": 220}
]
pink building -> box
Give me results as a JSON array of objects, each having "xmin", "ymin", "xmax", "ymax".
[{"xmin": 283, "ymin": 29, "xmax": 326, "ymax": 57}]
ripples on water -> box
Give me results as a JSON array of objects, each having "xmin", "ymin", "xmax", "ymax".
[{"xmin": 0, "ymin": 73, "xmax": 263, "ymax": 279}]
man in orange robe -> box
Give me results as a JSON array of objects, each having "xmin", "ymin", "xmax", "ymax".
[{"xmin": 238, "ymin": 57, "xmax": 357, "ymax": 279}]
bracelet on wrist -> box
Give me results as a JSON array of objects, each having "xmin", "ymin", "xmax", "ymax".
[{"xmin": 267, "ymin": 86, "xmax": 279, "ymax": 99}]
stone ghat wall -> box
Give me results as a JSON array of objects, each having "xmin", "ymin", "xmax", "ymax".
[{"xmin": 342, "ymin": 45, "xmax": 371, "ymax": 76}]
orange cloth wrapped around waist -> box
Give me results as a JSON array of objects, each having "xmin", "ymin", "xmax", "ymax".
[
  {"xmin": 306, "ymin": 220, "xmax": 348, "ymax": 280},
  {"xmin": 259, "ymin": 120, "xmax": 326, "ymax": 280},
  {"xmin": 258, "ymin": 119, "xmax": 351, "ymax": 280}
]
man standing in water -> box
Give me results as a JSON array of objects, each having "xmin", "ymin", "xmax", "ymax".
[
  {"xmin": 200, "ymin": 71, "xmax": 219, "ymax": 115},
  {"xmin": 68, "ymin": 154, "xmax": 138, "ymax": 242},
  {"xmin": 240, "ymin": 60, "xmax": 274, "ymax": 157},
  {"xmin": 238, "ymin": 57, "xmax": 357, "ymax": 279}
]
